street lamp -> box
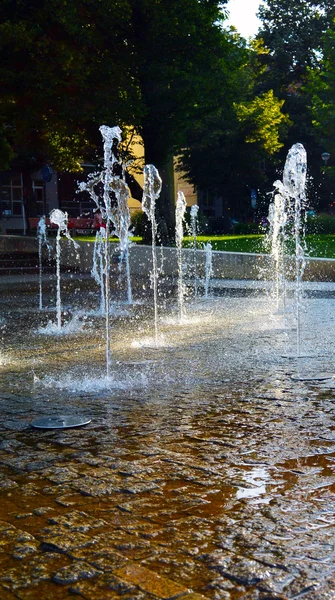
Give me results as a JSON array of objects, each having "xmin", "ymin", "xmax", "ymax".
[{"xmin": 321, "ymin": 152, "xmax": 330, "ymax": 166}]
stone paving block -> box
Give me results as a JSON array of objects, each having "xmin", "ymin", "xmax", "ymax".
[
  {"xmin": 119, "ymin": 481, "xmax": 161, "ymax": 494},
  {"xmin": 10, "ymin": 541, "xmax": 39, "ymax": 559},
  {"xmin": 0, "ymin": 521, "xmax": 37, "ymax": 548},
  {"xmin": 44, "ymin": 466, "xmax": 80, "ymax": 483},
  {"xmin": 114, "ymin": 563, "xmax": 189, "ymax": 599},
  {"xmin": 89, "ymin": 551, "xmax": 129, "ymax": 572},
  {"xmin": 0, "ymin": 553, "xmax": 70, "ymax": 590},
  {"xmin": 71, "ymin": 475, "xmax": 121, "ymax": 497},
  {"xmin": 70, "ymin": 547, "xmax": 129, "ymax": 571},
  {"xmin": 69, "ymin": 576, "xmax": 135, "ymax": 599},
  {"xmin": 39, "ymin": 531, "xmax": 97, "ymax": 553},
  {"xmin": 52, "ymin": 560, "xmax": 101, "ymax": 584},
  {"xmin": 48, "ymin": 509, "xmax": 108, "ymax": 532}
]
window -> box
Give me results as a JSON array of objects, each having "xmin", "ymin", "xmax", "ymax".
[
  {"xmin": 1, "ymin": 173, "xmax": 23, "ymax": 216},
  {"xmin": 0, "ymin": 174, "xmax": 46, "ymax": 217},
  {"xmin": 32, "ymin": 179, "xmax": 46, "ymax": 216}
]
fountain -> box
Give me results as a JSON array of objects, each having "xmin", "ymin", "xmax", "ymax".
[
  {"xmin": 142, "ymin": 164, "xmax": 162, "ymax": 344},
  {"xmin": 78, "ymin": 125, "xmax": 135, "ymax": 377},
  {"xmin": 49, "ymin": 208, "xmax": 79, "ymax": 330},
  {"xmin": 189, "ymin": 204, "xmax": 199, "ymax": 297},
  {"xmin": 2, "ymin": 139, "xmax": 335, "ymax": 599},
  {"xmin": 267, "ymin": 143, "xmax": 308, "ymax": 355},
  {"xmin": 36, "ymin": 215, "xmax": 52, "ymax": 310},
  {"xmin": 175, "ymin": 191, "xmax": 187, "ymax": 321},
  {"xmin": 204, "ymin": 241, "xmax": 213, "ymax": 299},
  {"xmin": 91, "ymin": 225, "xmax": 106, "ymax": 314}
]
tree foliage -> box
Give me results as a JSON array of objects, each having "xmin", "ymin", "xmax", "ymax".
[
  {"xmin": 306, "ymin": 21, "xmax": 335, "ymax": 156},
  {"xmin": 0, "ymin": 0, "xmax": 141, "ymax": 171},
  {"xmin": 178, "ymin": 34, "xmax": 289, "ymax": 220},
  {"xmin": 1, "ymin": 0, "xmax": 237, "ymax": 239},
  {"xmin": 235, "ymin": 90, "xmax": 288, "ymax": 154},
  {"xmin": 255, "ymin": 0, "xmax": 335, "ymax": 209}
]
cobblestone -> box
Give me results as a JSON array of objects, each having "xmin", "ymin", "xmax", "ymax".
[{"xmin": 2, "ymin": 282, "xmax": 335, "ymax": 598}]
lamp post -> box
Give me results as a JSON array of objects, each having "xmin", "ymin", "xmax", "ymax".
[{"xmin": 321, "ymin": 152, "xmax": 330, "ymax": 169}]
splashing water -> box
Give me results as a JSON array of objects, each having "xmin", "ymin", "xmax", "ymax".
[
  {"xmin": 176, "ymin": 191, "xmax": 187, "ymax": 321},
  {"xmin": 37, "ymin": 216, "xmax": 52, "ymax": 310},
  {"xmin": 286, "ymin": 143, "xmax": 308, "ymax": 356},
  {"xmin": 204, "ymin": 242, "xmax": 213, "ymax": 299},
  {"xmin": 49, "ymin": 209, "xmax": 79, "ymax": 330},
  {"xmin": 190, "ymin": 205, "xmax": 199, "ymax": 297},
  {"xmin": 267, "ymin": 191, "xmax": 287, "ymax": 310},
  {"xmin": 267, "ymin": 143, "xmax": 308, "ymax": 355},
  {"xmin": 78, "ymin": 125, "xmax": 133, "ymax": 378},
  {"xmin": 91, "ymin": 228, "xmax": 106, "ymax": 314},
  {"xmin": 143, "ymin": 164, "xmax": 162, "ymax": 344},
  {"xmin": 99, "ymin": 125, "xmax": 133, "ymax": 304},
  {"xmin": 112, "ymin": 176, "xmax": 133, "ymax": 304}
]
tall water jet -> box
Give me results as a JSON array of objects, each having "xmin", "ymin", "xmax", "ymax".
[
  {"xmin": 143, "ymin": 165, "xmax": 162, "ymax": 343},
  {"xmin": 91, "ymin": 227, "xmax": 106, "ymax": 314},
  {"xmin": 204, "ymin": 242, "xmax": 213, "ymax": 299},
  {"xmin": 190, "ymin": 204, "xmax": 199, "ymax": 297},
  {"xmin": 176, "ymin": 191, "xmax": 187, "ymax": 321},
  {"xmin": 267, "ymin": 189, "xmax": 287, "ymax": 310},
  {"xmin": 284, "ymin": 143, "xmax": 307, "ymax": 356},
  {"xmin": 268, "ymin": 143, "xmax": 307, "ymax": 355},
  {"xmin": 78, "ymin": 125, "xmax": 132, "ymax": 378},
  {"xmin": 111, "ymin": 174, "xmax": 133, "ymax": 304},
  {"xmin": 37, "ymin": 216, "xmax": 52, "ymax": 310},
  {"xmin": 49, "ymin": 209, "xmax": 79, "ymax": 330},
  {"xmin": 97, "ymin": 125, "xmax": 121, "ymax": 377}
]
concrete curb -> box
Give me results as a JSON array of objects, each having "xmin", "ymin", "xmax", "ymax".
[
  {"xmin": 59, "ymin": 240, "xmax": 335, "ymax": 282},
  {"xmin": 2, "ymin": 236, "xmax": 335, "ymax": 281}
]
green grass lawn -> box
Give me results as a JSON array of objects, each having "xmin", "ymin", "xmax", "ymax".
[
  {"xmin": 74, "ymin": 233, "xmax": 335, "ymax": 259},
  {"xmin": 183, "ymin": 234, "xmax": 265, "ymax": 253},
  {"xmin": 185, "ymin": 234, "xmax": 335, "ymax": 258},
  {"xmin": 305, "ymin": 235, "xmax": 335, "ymax": 258}
]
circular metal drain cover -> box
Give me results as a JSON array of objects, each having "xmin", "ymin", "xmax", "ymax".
[{"xmin": 31, "ymin": 416, "xmax": 91, "ymax": 429}]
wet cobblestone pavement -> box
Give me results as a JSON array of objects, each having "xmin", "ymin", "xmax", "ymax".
[{"xmin": 1, "ymin": 276, "xmax": 335, "ymax": 599}]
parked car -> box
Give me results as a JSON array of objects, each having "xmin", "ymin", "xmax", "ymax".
[{"xmin": 29, "ymin": 213, "xmax": 95, "ymax": 234}]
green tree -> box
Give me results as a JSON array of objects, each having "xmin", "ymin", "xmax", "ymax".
[
  {"xmin": 306, "ymin": 23, "xmax": 335, "ymax": 156},
  {"xmin": 0, "ymin": 0, "xmax": 141, "ymax": 223},
  {"xmin": 126, "ymin": 0, "xmax": 231, "ymax": 241},
  {"xmin": 256, "ymin": 0, "xmax": 335, "ymax": 209},
  {"xmin": 179, "ymin": 33, "xmax": 289, "ymax": 224},
  {"xmin": 305, "ymin": 20, "xmax": 335, "ymax": 206},
  {"xmin": 1, "ymin": 0, "xmax": 237, "ymax": 241}
]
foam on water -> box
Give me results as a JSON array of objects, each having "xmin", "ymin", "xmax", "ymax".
[
  {"xmin": 36, "ymin": 371, "xmax": 149, "ymax": 393},
  {"xmin": 36, "ymin": 315, "xmax": 85, "ymax": 336}
]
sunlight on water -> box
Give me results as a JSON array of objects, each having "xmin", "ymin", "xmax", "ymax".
[{"xmin": 131, "ymin": 335, "xmax": 169, "ymax": 349}]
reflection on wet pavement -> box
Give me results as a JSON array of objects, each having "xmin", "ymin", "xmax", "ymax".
[{"xmin": 1, "ymin": 276, "xmax": 335, "ymax": 599}]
